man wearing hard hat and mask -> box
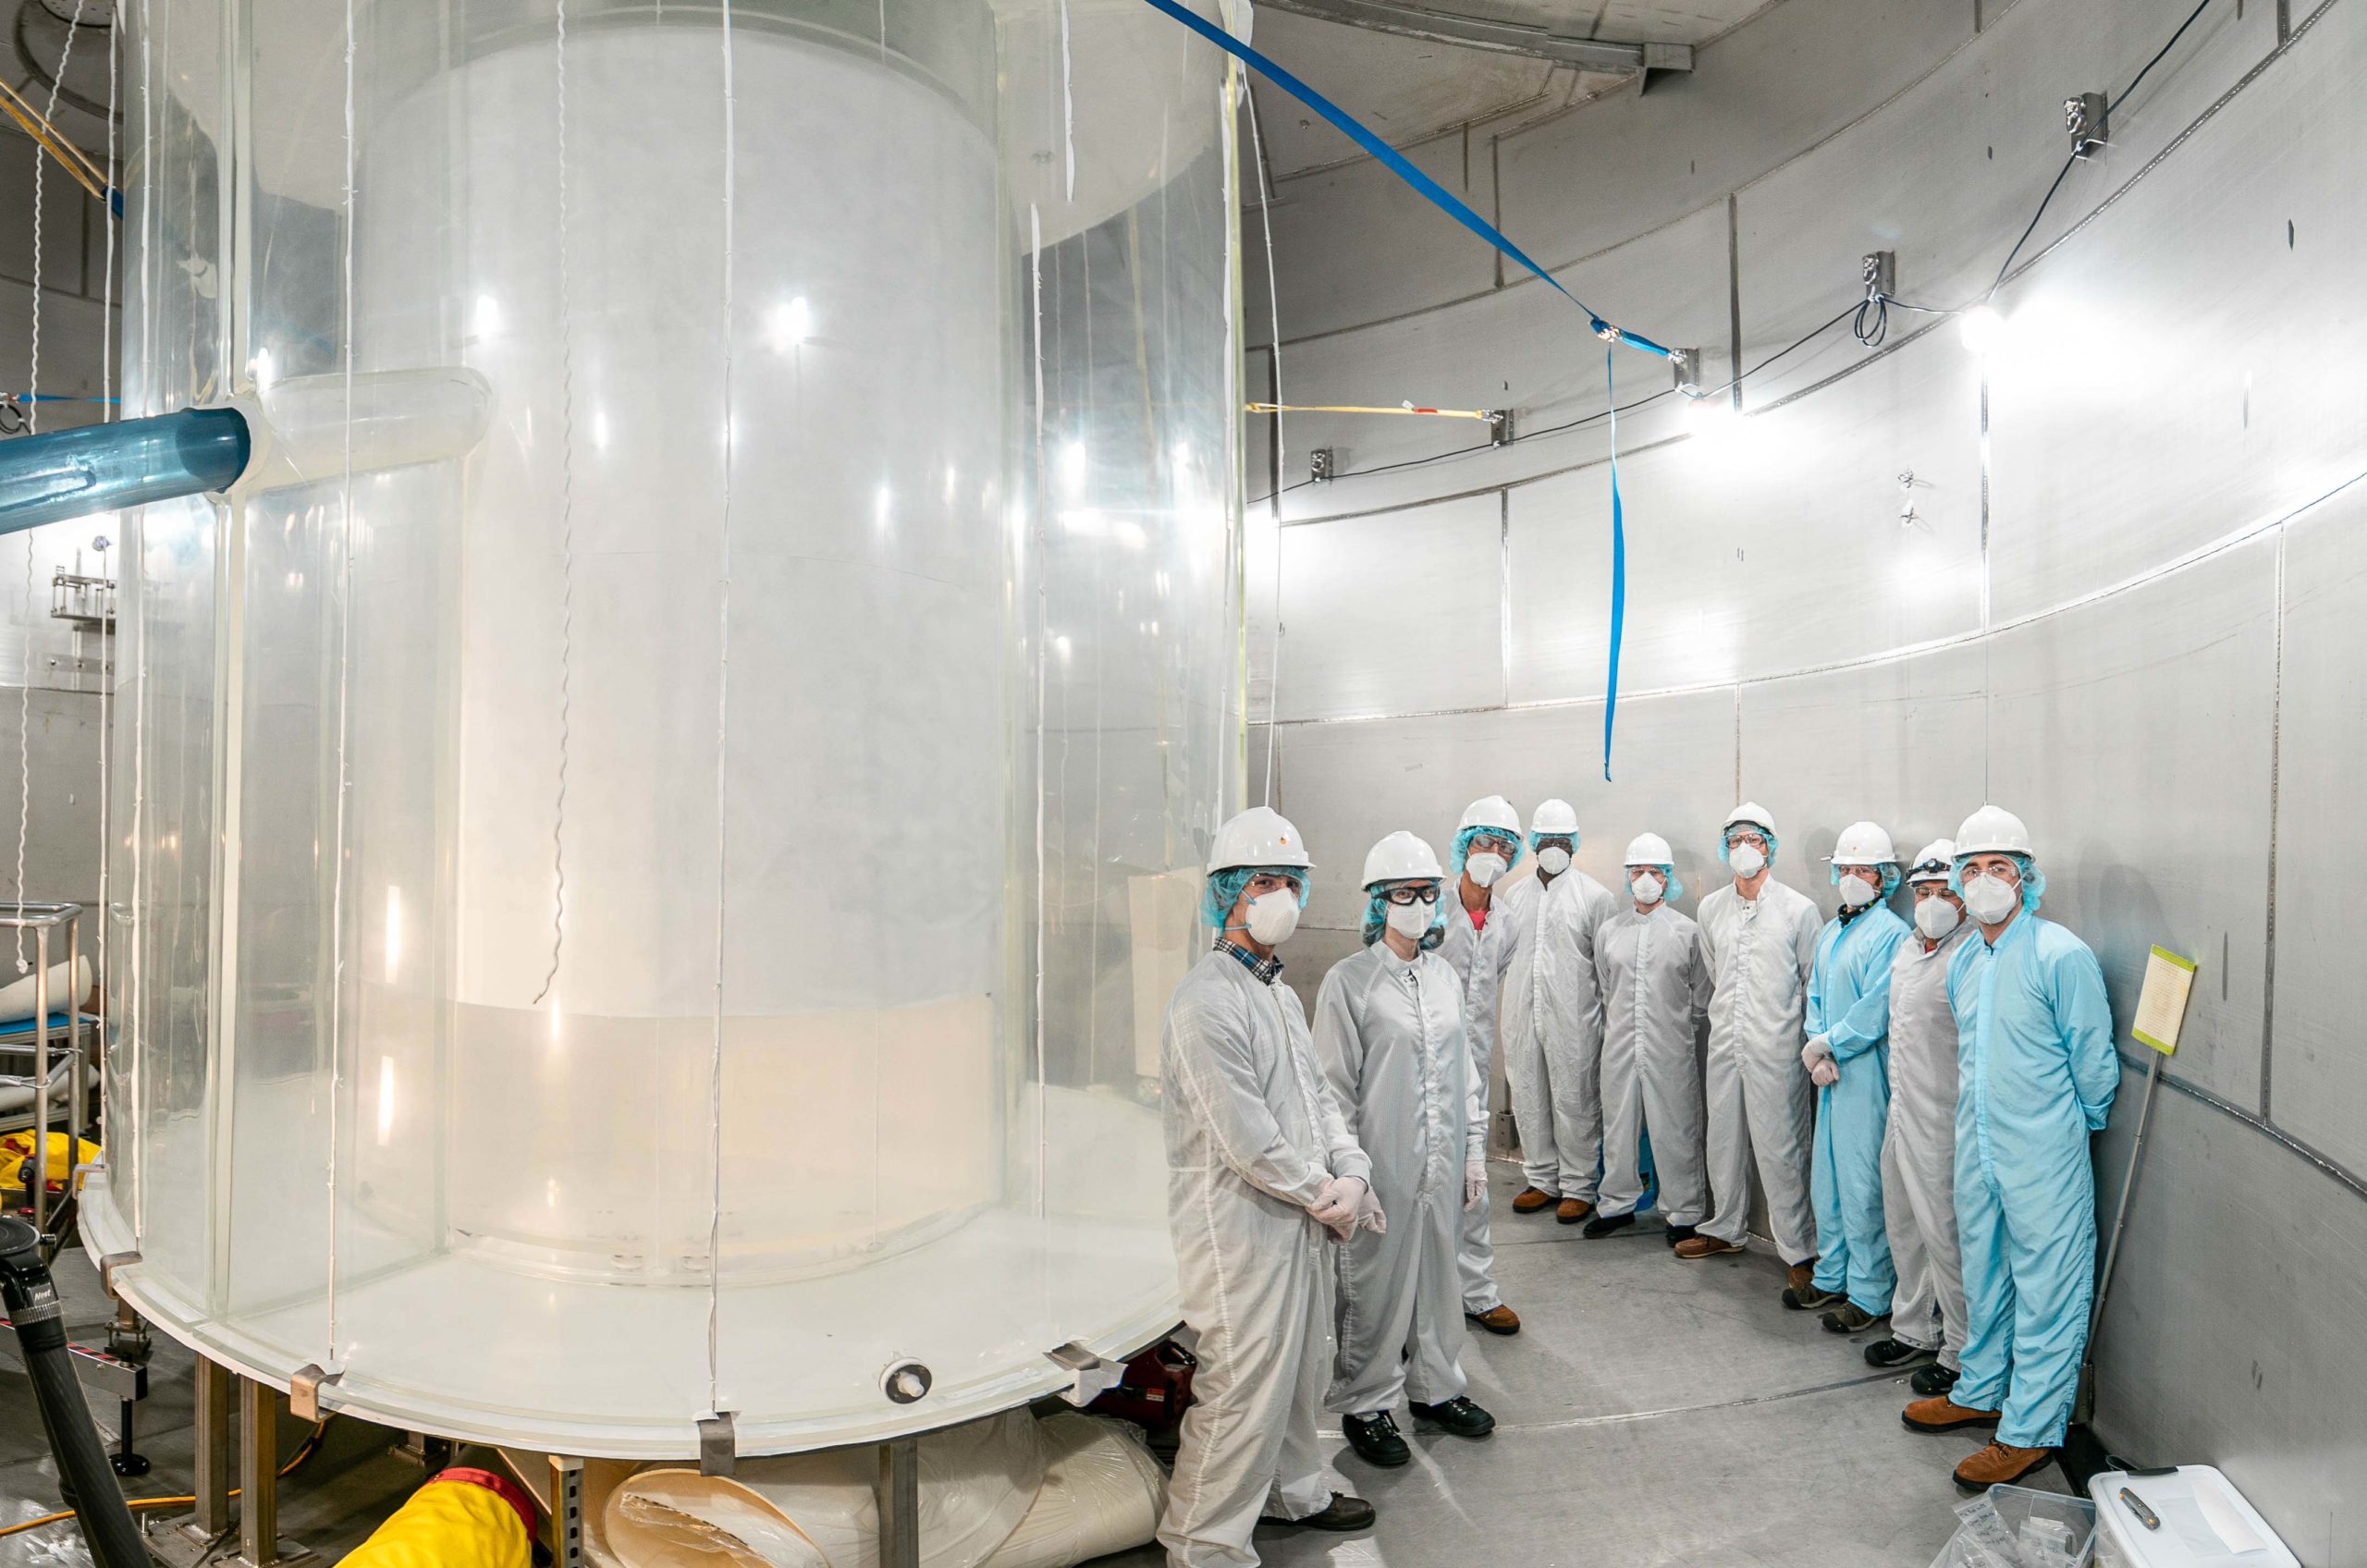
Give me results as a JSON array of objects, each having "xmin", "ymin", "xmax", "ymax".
[
  {"xmin": 1158, "ymin": 807, "xmax": 1382, "ymax": 1564},
  {"xmin": 1500, "ymin": 799, "xmax": 1617, "ymax": 1225},
  {"xmin": 1436, "ymin": 796, "xmax": 1527, "ymax": 1334},
  {"xmin": 1314, "ymin": 831, "xmax": 1499, "ymax": 1471},
  {"xmin": 1903, "ymin": 807, "xmax": 2116, "ymax": 1493},
  {"xmin": 1865, "ymin": 840, "xmax": 1975, "ymax": 1392}
]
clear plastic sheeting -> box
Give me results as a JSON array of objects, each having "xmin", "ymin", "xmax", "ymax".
[
  {"xmin": 1932, "ymin": 1485, "xmax": 2099, "ymax": 1568},
  {"xmin": 88, "ymin": 0, "xmax": 1246, "ymax": 1455}
]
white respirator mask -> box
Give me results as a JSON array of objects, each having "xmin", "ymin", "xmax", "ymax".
[
  {"xmin": 1728, "ymin": 844, "xmax": 1767, "ymax": 879},
  {"xmin": 1385, "ymin": 900, "xmax": 1432, "ymax": 941},
  {"xmin": 1466, "ymin": 851, "xmax": 1509, "ymax": 888},
  {"xmin": 1914, "ymin": 896, "xmax": 1962, "ymax": 940},
  {"xmin": 1244, "ymin": 888, "xmax": 1302, "ymax": 945},
  {"xmin": 1631, "ymin": 872, "xmax": 1665, "ymax": 906},
  {"xmin": 1536, "ymin": 846, "xmax": 1573, "ymax": 876},
  {"xmin": 1837, "ymin": 872, "xmax": 1879, "ymax": 908},
  {"xmin": 1960, "ymin": 874, "xmax": 2020, "ymax": 925}
]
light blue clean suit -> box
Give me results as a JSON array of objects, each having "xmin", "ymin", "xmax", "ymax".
[
  {"xmin": 1807, "ymin": 904, "xmax": 1909, "ymax": 1313},
  {"xmin": 1947, "ymin": 909, "xmax": 2116, "ymax": 1448}
]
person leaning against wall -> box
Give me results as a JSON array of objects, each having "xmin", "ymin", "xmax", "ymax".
[{"xmin": 1901, "ymin": 806, "xmax": 2117, "ymax": 1492}]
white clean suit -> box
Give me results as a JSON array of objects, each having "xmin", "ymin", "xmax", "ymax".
[
  {"xmin": 1158, "ymin": 948, "xmax": 1371, "ymax": 1568},
  {"xmin": 1313, "ymin": 943, "xmax": 1486, "ymax": 1415},
  {"xmin": 1592, "ymin": 904, "xmax": 1713, "ymax": 1225},
  {"xmin": 1438, "ymin": 893, "xmax": 1523, "ymax": 1311},
  {"xmin": 1499, "ymin": 869, "xmax": 1616, "ymax": 1200},
  {"xmin": 1883, "ymin": 921, "xmax": 1973, "ymax": 1366},
  {"xmin": 1694, "ymin": 878, "xmax": 1824, "ymax": 1263}
]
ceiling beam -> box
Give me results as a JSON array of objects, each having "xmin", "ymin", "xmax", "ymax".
[{"xmin": 1253, "ymin": 0, "xmax": 1695, "ymax": 76}]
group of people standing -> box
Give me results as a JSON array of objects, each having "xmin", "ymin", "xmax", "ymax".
[{"xmin": 1152, "ymin": 794, "xmax": 2120, "ymax": 1568}]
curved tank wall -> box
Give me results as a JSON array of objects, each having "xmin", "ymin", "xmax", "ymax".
[
  {"xmin": 1243, "ymin": 0, "xmax": 2367, "ymax": 1556},
  {"xmin": 89, "ymin": 0, "xmax": 1248, "ymax": 1458}
]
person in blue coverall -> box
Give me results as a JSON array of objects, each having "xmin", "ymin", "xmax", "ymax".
[
  {"xmin": 1790, "ymin": 822, "xmax": 1910, "ymax": 1329},
  {"xmin": 1903, "ymin": 805, "xmax": 2117, "ymax": 1493}
]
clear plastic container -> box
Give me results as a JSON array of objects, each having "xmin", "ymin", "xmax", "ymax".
[
  {"xmin": 88, "ymin": 0, "xmax": 1247, "ymax": 1458},
  {"xmin": 1932, "ymin": 1485, "xmax": 2100, "ymax": 1568}
]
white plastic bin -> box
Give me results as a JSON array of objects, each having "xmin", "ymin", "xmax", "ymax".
[{"xmin": 2087, "ymin": 1466, "xmax": 2299, "ymax": 1568}]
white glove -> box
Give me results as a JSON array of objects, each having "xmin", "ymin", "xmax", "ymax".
[
  {"xmin": 1801, "ymin": 1035, "xmax": 1833, "ymax": 1072},
  {"xmin": 1809, "ymin": 1056, "xmax": 1840, "ymax": 1088},
  {"xmin": 1465, "ymin": 1161, "xmax": 1488, "ymax": 1211},
  {"xmin": 1308, "ymin": 1174, "xmax": 1367, "ymax": 1229},
  {"xmin": 1351, "ymin": 1184, "xmax": 1389, "ymax": 1237}
]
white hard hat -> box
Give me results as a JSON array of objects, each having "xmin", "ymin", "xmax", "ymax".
[
  {"xmin": 1362, "ymin": 830, "xmax": 1443, "ymax": 888},
  {"xmin": 1458, "ymin": 795, "xmax": 1523, "ymax": 836},
  {"xmin": 1955, "ymin": 805, "xmax": 2032, "ymax": 858},
  {"xmin": 1907, "ymin": 839, "xmax": 1957, "ymax": 883},
  {"xmin": 1529, "ymin": 798, "xmax": 1579, "ymax": 837},
  {"xmin": 1723, "ymin": 802, "xmax": 1776, "ymax": 837},
  {"xmin": 1623, "ymin": 832, "xmax": 1674, "ymax": 867},
  {"xmin": 1207, "ymin": 806, "xmax": 1312, "ymax": 875},
  {"xmin": 1830, "ymin": 821, "xmax": 1898, "ymax": 866}
]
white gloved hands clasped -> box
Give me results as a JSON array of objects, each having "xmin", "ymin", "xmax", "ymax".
[
  {"xmin": 1802, "ymin": 1035, "xmax": 1839, "ymax": 1087},
  {"xmin": 1350, "ymin": 1183, "xmax": 1388, "ymax": 1237},
  {"xmin": 1465, "ymin": 1161, "xmax": 1488, "ymax": 1211}
]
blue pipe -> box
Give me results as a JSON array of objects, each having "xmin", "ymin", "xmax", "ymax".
[{"xmin": 0, "ymin": 408, "xmax": 251, "ymax": 537}]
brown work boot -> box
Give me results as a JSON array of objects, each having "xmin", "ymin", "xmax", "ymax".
[
  {"xmin": 1673, "ymin": 1234, "xmax": 1741, "ymax": 1259},
  {"xmin": 1786, "ymin": 1261, "xmax": 1816, "ymax": 1292},
  {"xmin": 1555, "ymin": 1197, "xmax": 1594, "ymax": 1224},
  {"xmin": 1901, "ymin": 1396, "xmax": 2002, "ymax": 1434},
  {"xmin": 1954, "ymin": 1441, "xmax": 2055, "ymax": 1491},
  {"xmin": 1512, "ymin": 1186, "xmax": 1556, "ymax": 1214},
  {"xmin": 1465, "ymin": 1304, "xmax": 1521, "ymax": 1336}
]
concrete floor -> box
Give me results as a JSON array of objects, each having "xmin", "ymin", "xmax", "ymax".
[{"xmin": 1, "ymin": 1169, "xmax": 2065, "ymax": 1565}]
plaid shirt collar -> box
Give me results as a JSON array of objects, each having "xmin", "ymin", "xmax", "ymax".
[{"xmin": 1214, "ymin": 936, "xmax": 1285, "ymax": 986}]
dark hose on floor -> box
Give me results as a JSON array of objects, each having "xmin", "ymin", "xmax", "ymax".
[{"xmin": 0, "ymin": 1216, "xmax": 146, "ymax": 1568}]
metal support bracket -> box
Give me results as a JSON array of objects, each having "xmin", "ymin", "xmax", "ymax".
[
  {"xmin": 548, "ymin": 1455, "xmax": 586, "ymax": 1568},
  {"xmin": 877, "ymin": 1437, "xmax": 921, "ymax": 1568},
  {"xmin": 287, "ymin": 1363, "xmax": 338, "ymax": 1423},
  {"xmin": 2067, "ymin": 91, "xmax": 2109, "ymax": 158},
  {"xmin": 1308, "ymin": 447, "xmax": 1334, "ymax": 484},
  {"xmin": 1485, "ymin": 408, "xmax": 1515, "ymax": 447},
  {"xmin": 697, "ymin": 1413, "xmax": 738, "ymax": 1477},
  {"xmin": 1045, "ymin": 1341, "xmax": 1122, "ymax": 1407},
  {"xmin": 238, "ymin": 1374, "xmax": 313, "ymax": 1565}
]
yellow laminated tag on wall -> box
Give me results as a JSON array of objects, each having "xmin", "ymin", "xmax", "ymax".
[{"xmin": 2131, "ymin": 946, "xmax": 2197, "ymax": 1055}]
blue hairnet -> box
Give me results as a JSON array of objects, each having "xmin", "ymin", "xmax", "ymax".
[
  {"xmin": 1361, "ymin": 879, "xmax": 1447, "ymax": 949},
  {"xmin": 1831, "ymin": 862, "xmax": 1903, "ymax": 899},
  {"xmin": 1201, "ymin": 864, "xmax": 1309, "ymax": 928},
  {"xmin": 1452, "ymin": 823, "xmax": 1527, "ymax": 876},
  {"xmin": 1529, "ymin": 828, "xmax": 1580, "ymax": 853},
  {"xmin": 1630, "ymin": 864, "xmax": 1683, "ymax": 903},
  {"xmin": 1950, "ymin": 851, "xmax": 2045, "ymax": 914},
  {"xmin": 1718, "ymin": 826, "xmax": 1779, "ymax": 867}
]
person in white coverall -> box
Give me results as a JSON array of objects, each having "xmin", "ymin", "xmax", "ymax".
[
  {"xmin": 1436, "ymin": 795, "xmax": 1526, "ymax": 1334},
  {"xmin": 1677, "ymin": 803, "xmax": 1825, "ymax": 1294},
  {"xmin": 1502, "ymin": 798, "xmax": 1617, "ymax": 1225},
  {"xmin": 1582, "ymin": 833, "xmax": 1713, "ymax": 1243},
  {"xmin": 1867, "ymin": 839, "xmax": 1974, "ymax": 1394},
  {"xmin": 1158, "ymin": 807, "xmax": 1380, "ymax": 1566},
  {"xmin": 1315, "ymin": 831, "xmax": 1500, "ymax": 1471}
]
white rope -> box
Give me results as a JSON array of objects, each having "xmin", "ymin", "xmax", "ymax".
[
  {"xmin": 705, "ymin": 0, "xmax": 740, "ymax": 1415},
  {"xmin": 531, "ymin": 0, "xmax": 576, "ymax": 1009}
]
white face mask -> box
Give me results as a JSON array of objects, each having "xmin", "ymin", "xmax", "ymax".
[
  {"xmin": 1837, "ymin": 872, "xmax": 1879, "ymax": 908},
  {"xmin": 1728, "ymin": 844, "xmax": 1766, "ymax": 879},
  {"xmin": 1244, "ymin": 888, "xmax": 1301, "ymax": 945},
  {"xmin": 1536, "ymin": 846, "xmax": 1572, "ymax": 876},
  {"xmin": 1466, "ymin": 851, "xmax": 1509, "ymax": 888},
  {"xmin": 1961, "ymin": 874, "xmax": 2019, "ymax": 925},
  {"xmin": 1630, "ymin": 872, "xmax": 1664, "ymax": 906},
  {"xmin": 1384, "ymin": 900, "xmax": 1432, "ymax": 942},
  {"xmin": 1914, "ymin": 896, "xmax": 1962, "ymax": 940}
]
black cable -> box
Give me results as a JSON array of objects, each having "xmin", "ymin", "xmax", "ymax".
[
  {"xmin": 2110, "ymin": 0, "xmax": 2216, "ymax": 116},
  {"xmin": 1985, "ymin": 150, "xmax": 2079, "ymax": 300},
  {"xmin": 1851, "ymin": 294, "xmax": 1890, "ymax": 348}
]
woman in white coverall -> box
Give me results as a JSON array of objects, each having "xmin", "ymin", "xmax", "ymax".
[
  {"xmin": 1158, "ymin": 807, "xmax": 1382, "ymax": 1567},
  {"xmin": 1436, "ymin": 795, "xmax": 1527, "ymax": 1333},
  {"xmin": 1315, "ymin": 831, "xmax": 1500, "ymax": 1470}
]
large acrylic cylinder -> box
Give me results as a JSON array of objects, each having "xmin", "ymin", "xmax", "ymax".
[{"xmin": 87, "ymin": 0, "xmax": 1247, "ymax": 1456}]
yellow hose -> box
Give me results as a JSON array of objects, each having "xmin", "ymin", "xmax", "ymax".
[{"xmin": 340, "ymin": 1469, "xmax": 536, "ymax": 1568}]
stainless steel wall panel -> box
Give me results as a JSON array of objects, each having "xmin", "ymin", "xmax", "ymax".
[
  {"xmin": 1984, "ymin": 538, "xmax": 2277, "ymax": 1109},
  {"xmin": 2265, "ymin": 485, "xmax": 2367, "ymax": 1175},
  {"xmin": 1274, "ymin": 494, "xmax": 1504, "ymax": 722},
  {"xmin": 1985, "ymin": 0, "xmax": 2367, "ymax": 623},
  {"xmin": 1505, "ymin": 327, "xmax": 1982, "ymax": 704},
  {"xmin": 1735, "ymin": 643, "xmax": 1992, "ymax": 917}
]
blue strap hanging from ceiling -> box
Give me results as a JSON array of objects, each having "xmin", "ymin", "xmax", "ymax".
[
  {"xmin": 1136, "ymin": 0, "xmax": 1672, "ymax": 359},
  {"xmin": 1603, "ymin": 348, "xmax": 1626, "ymax": 780}
]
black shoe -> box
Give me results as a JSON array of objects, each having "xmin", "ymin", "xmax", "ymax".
[
  {"xmin": 1408, "ymin": 1395, "xmax": 1496, "ymax": 1439},
  {"xmin": 1820, "ymin": 1303, "xmax": 1889, "ymax": 1334},
  {"xmin": 1865, "ymin": 1337, "xmax": 1937, "ymax": 1369},
  {"xmin": 1911, "ymin": 1363, "xmax": 1962, "ymax": 1398},
  {"xmin": 1261, "ymin": 1491, "xmax": 1376, "ymax": 1532},
  {"xmin": 1582, "ymin": 1211, "xmax": 1637, "ymax": 1239},
  {"xmin": 1340, "ymin": 1411, "xmax": 1410, "ymax": 1468},
  {"xmin": 1662, "ymin": 1223, "xmax": 1699, "ymax": 1248},
  {"xmin": 1782, "ymin": 1280, "xmax": 1846, "ymax": 1310}
]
